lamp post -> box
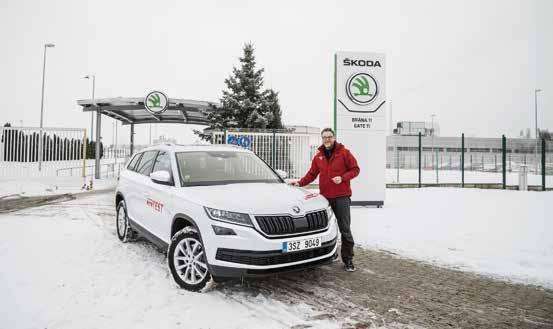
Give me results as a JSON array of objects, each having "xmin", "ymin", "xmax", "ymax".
[
  {"xmin": 84, "ymin": 75, "xmax": 95, "ymax": 141},
  {"xmin": 534, "ymin": 89, "xmax": 542, "ymax": 174},
  {"xmin": 38, "ymin": 43, "xmax": 55, "ymax": 171},
  {"xmin": 84, "ymin": 75, "xmax": 95, "ymax": 182}
]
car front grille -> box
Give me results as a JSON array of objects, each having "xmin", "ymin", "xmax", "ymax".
[
  {"xmin": 255, "ymin": 210, "xmax": 328, "ymax": 236},
  {"xmin": 215, "ymin": 238, "xmax": 336, "ymax": 266}
]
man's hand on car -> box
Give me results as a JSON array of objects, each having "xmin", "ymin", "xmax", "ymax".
[
  {"xmin": 332, "ymin": 176, "xmax": 342, "ymax": 184},
  {"xmin": 288, "ymin": 180, "xmax": 300, "ymax": 186}
]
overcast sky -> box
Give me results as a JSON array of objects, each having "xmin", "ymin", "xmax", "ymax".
[{"xmin": 1, "ymin": 0, "xmax": 551, "ymax": 145}]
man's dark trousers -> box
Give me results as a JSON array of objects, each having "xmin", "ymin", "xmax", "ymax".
[{"xmin": 327, "ymin": 196, "xmax": 354, "ymax": 261}]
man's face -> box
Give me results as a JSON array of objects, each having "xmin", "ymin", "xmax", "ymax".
[{"xmin": 322, "ymin": 132, "xmax": 336, "ymax": 149}]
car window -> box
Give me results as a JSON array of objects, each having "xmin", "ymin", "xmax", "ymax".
[
  {"xmin": 135, "ymin": 151, "xmax": 158, "ymax": 176},
  {"xmin": 127, "ymin": 153, "xmax": 142, "ymax": 171},
  {"xmin": 175, "ymin": 151, "xmax": 281, "ymax": 186},
  {"xmin": 152, "ymin": 151, "xmax": 172, "ymax": 174}
]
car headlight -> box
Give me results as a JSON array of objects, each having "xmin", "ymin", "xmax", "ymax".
[
  {"xmin": 326, "ymin": 206, "xmax": 335, "ymax": 221},
  {"xmin": 204, "ymin": 207, "xmax": 253, "ymax": 227}
]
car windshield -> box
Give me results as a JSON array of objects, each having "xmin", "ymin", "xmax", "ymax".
[{"xmin": 175, "ymin": 151, "xmax": 282, "ymax": 186}]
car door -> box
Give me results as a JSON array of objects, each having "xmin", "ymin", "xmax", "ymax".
[
  {"xmin": 122, "ymin": 152, "xmax": 143, "ymax": 222},
  {"xmin": 143, "ymin": 150, "xmax": 175, "ymax": 242},
  {"xmin": 132, "ymin": 150, "xmax": 159, "ymax": 230}
]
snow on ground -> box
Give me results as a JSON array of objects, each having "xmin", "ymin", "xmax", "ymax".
[
  {"xmin": 0, "ymin": 158, "xmax": 124, "ymax": 198},
  {"xmin": 351, "ymin": 188, "xmax": 553, "ymax": 289},
  {"xmin": 1, "ymin": 181, "xmax": 552, "ymax": 328},
  {"xmin": 0, "ymin": 176, "xmax": 117, "ymax": 199},
  {"xmin": 0, "ymin": 194, "xmax": 340, "ymax": 329}
]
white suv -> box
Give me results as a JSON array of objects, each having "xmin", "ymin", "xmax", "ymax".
[{"xmin": 115, "ymin": 144, "xmax": 338, "ymax": 291}]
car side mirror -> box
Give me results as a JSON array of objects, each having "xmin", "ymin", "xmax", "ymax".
[
  {"xmin": 275, "ymin": 169, "xmax": 288, "ymax": 179},
  {"xmin": 150, "ymin": 170, "xmax": 173, "ymax": 186}
]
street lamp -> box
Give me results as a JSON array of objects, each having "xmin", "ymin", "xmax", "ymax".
[
  {"xmin": 534, "ymin": 89, "xmax": 542, "ymax": 173},
  {"xmin": 84, "ymin": 75, "xmax": 95, "ymax": 141},
  {"xmin": 38, "ymin": 43, "xmax": 55, "ymax": 171}
]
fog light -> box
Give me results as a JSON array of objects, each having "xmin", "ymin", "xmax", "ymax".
[{"xmin": 212, "ymin": 225, "xmax": 236, "ymax": 236}]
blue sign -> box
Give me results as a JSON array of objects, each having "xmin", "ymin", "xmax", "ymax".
[{"xmin": 227, "ymin": 135, "xmax": 251, "ymax": 148}]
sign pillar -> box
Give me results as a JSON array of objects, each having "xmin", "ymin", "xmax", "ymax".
[{"xmin": 334, "ymin": 51, "xmax": 386, "ymax": 206}]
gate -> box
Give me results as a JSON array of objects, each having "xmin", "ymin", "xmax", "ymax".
[{"xmin": 212, "ymin": 129, "xmax": 319, "ymax": 179}]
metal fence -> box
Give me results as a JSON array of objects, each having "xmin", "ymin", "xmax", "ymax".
[
  {"xmin": 211, "ymin": 129, "xmax": 319, "ymax": 180},
  {"xmin": 387, "ymin": 133, "xmax": 552, "ymax": 190},
  {"xmin": 0, "ymin": 127, "xmax": 87, "ymax": 178}
]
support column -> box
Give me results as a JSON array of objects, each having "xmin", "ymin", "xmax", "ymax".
[
  {"xmin": 130, "ymin": 123, "xmax": 135, "ymax": 155},
  {"xmin": 542, "ymin": 138, "xmax": 546, "ymax": 191},
  {"xmin": 95, "ymin": 110, "xmax": 101, "ymax": 179}
]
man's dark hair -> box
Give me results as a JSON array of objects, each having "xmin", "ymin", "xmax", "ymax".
[{"xmin": 321, "ymin": 127, "xmax": 335, "ymax": 136}]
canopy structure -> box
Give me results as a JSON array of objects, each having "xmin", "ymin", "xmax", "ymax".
[
  {"xmin": 77, "ymin": 97, "xmax": 216, "ymax": 125},
  {"xmin": 76, "ymin": 96, "xmax": 218, "ymax": 179}
]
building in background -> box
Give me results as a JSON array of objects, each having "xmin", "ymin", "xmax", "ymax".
[
  {"xmin": 393, "ymin": 121, "xmax": 440, "ymax": 137},
  {"xmin": 153, "ymin": 134, "xmax": 177, "ymax": 145}
]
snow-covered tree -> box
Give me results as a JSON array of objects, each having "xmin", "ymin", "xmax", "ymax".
[
  {"xmin": 264, "ymin": 89, "xmax": 283, "ymax": 129},
  {"xmin": 196, "ymin": 43, "xmax": 283, "ymax": 141}
]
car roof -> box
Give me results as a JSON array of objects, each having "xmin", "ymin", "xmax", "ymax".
[{"xmin": 138, "ymin": 143, "xmax": 250, "ymax": 154}]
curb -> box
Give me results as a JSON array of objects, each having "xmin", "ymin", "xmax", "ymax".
[{"xmin": 0, "ymin": 187, "xmax": 116, "ymax": 214}]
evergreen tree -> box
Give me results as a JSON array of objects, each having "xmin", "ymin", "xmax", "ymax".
[
  {"xmin": 265, "ymin": 89, "xmax": 283, "ymax": 129},
  {"xmin": 196, "ymin": 43, "xmax": 283, "ymax": 140}
]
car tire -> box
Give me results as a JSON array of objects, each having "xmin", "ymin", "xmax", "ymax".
[
  {"xmin": 116, "ymin": 200, "xmax": 137, "ymax": 242},
  {"xmin": 168, "ymin": 228, "xmax": 211, "ymax": 292}
]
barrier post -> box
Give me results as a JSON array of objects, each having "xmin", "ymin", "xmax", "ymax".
[
  {"xmin": 272, "ymin": 128, "xmax": 277, "ymax": 168},
  {"xmin": 418, "ymin": 132, "xmax": 421, "ymax": 188},
  {"xmin": 461, "ymin": 133, "xmax": 465, "ymax": 187},
  {"xmin": 502, "ymin": 135, "xmax": 506, "ymax": 189}
]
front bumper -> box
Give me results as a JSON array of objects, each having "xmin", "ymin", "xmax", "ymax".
[
  {"xmin": 202, "ymin": 212, "xmax": 338, "ymax": 278},
  {"xmin": 210, "ymin": 248, "xmax": 338, "ymax": 278}
]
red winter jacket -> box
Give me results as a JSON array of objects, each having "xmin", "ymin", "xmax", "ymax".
[{"xmin": 298, "ymin": 142, "xmax": 360, "ymax": 199}]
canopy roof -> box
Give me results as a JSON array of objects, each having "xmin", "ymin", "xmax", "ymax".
[{"xmin": 77, "ymin": 97, "xmax": 218, "ymax": 125}]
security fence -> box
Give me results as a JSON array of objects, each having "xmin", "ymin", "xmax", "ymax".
[
  {"xmin": 0, "ymin": 127, "xmax": 88, "ymax": 178},
  {"xmin": 211, "ymin": 129, "xmax": 320, "ymax": 180},
  {"xmin": 387, "ymin": 133, "xmax": 552, "ymax": 190}
]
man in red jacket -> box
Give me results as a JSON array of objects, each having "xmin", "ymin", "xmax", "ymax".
[{"xmin": 290, "ymin": 127, "xmax": 360, "ymax": 272}]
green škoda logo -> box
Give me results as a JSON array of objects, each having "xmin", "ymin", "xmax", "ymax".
[
  {"xmin": 352, "ymin": 75, "xmax": 372, "ymax": 96},
  {"xmin": 147, "ymin": 93, "xmax": 162, "ymax": 108},
  {"xmin": 346, "ymin": 73, "xmax": 378, "ymax": 105},
  {"xmin": 144, "ymin": 91, "xmax": 168, "ymax": 114}
]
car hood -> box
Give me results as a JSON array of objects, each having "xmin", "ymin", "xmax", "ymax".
[{"xmin": 174, "ymin": 183, "xmax": 328, "ymax": 216}]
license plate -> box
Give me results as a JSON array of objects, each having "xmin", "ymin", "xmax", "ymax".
[{"xmin": 282, "ymin": 236, "xmax": 322, "ymax": 253}]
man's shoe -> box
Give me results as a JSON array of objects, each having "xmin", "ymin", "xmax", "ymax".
[{"xmin": 344, "ymin": 259, "xmax": 356, "ymax": 272}]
